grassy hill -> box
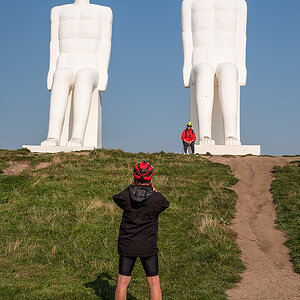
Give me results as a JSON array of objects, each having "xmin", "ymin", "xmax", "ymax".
[{"xmin": 0, "ymin": 149, "xmax": 243, "ymax": 299}]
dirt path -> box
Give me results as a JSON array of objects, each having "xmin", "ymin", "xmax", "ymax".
[{"xmin": 208, "ymin": 156, "xmax": 300, "ymax": 300}]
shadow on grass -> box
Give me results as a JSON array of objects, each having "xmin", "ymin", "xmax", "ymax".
[{"xmin": 85, "ymin": 273, "xmax": 138, "ymax": 300}]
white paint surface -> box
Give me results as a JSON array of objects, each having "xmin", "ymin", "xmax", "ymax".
[
  {"xmin": 182, "ymin": 0, "xmax": 249, "ymax": 148},
  {"xmin": 194, "ymin": 145, "xmax": 261, "ymax": 156},
  {"xmin": 23, "ymin": 146, "xmax": 95, "ymax": 154},
  {"xmin": 41, "ymin": 0, "xmax": 112, "ymax": 148}
]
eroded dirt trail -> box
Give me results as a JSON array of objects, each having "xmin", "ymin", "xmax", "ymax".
[{"xmin": 209, "ymin": 156, "xmax": 300, "ymax": 300}]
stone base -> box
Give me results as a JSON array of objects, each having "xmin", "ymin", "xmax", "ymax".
[
  {"xmin": 194, "ymin": 145, "xmax": 261, "ymax": 156},
  {"xmin": 23, "ymin": 145, "xmax": 95, "ymax": 154}
]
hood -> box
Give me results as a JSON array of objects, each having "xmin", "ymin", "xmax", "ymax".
[{"xmin": 129, "ymin": 184, "xmax": 154, "ymax": 206}]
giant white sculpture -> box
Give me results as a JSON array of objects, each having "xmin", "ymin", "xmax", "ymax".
[
  {"xmin": 182, "ymin": 0, "xmax": 260, "ymax": 155},
  {"xmin": 24, "ymin": 0, "xmax": 113, "ymax": 153}
]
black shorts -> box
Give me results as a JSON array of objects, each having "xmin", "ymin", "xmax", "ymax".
[{"xmin": 119, "ymin": 255, "xmax": 158, "ymax": 277}]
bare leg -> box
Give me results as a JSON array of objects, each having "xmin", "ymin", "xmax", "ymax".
[
  {"xmin": 147, "ymin": 276, "xmax": 162, "ymax": 300},
  {"xmin": 216, "ymin": 63, "xmax": 241, "ymax": 145},
  {"xmin": 192, "ymin": 63, "xmax": 216, "ymax": 145},
  {"xmin": 115, "ymin": 275, "xmax": 131, "ymax": 300},
  {"xmin": 41, "ymin": 68, "xmax": 74, "ymax": 146},
  {"xmin": 67, "ymin": 68, "xmax": 99, "ymax": 146}
]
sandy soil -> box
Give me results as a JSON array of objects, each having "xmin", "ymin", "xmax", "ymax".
[{"xmin": 208, "ymin": 156, "xmax": 300, "ymax": 300}]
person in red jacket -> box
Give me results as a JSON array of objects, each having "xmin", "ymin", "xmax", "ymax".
[
  {"xmin": 113, "ymin": 161, "xmax": 169, "ymax": 300},
  {"xmin": 181, "ymin": 122, "xmax": 196, "ymax": 154}
]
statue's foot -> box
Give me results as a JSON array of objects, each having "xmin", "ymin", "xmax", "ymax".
[
  {"xmin": 199, "ymin": 136, "xmax": 215, "ymax": 146},
  {"xmin": 41, "ymin": 138, "xmax": 59, "ymax": 147},
  {"xmin": 67, "ymin": 138, "xmax": 83, "ymax": 147},
  {"xmin": 225, "ymin": 137, "xmax": 241, "ymax": 146}
]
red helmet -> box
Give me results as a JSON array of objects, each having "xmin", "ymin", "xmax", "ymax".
[{"xmin": 133, "ymin": 161, "xmax": 154, "ymax": 181}]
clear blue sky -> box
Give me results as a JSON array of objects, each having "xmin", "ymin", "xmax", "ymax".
[{"xmin": 0, "ymin": 0, "xmax": 299, "ymax": 155}]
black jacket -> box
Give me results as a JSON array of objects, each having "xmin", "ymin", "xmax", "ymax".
[{"xmin": 113, "ymin": 185, "xmax": 169, "ymax": 257}]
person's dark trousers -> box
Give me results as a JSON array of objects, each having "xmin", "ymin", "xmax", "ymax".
[{"xmin": 183, "ymin": 141, "xmax": 195, "ymax": 154}]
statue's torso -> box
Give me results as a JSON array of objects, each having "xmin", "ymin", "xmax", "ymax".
[
  {"xmin": 56, "ymin": 4, "xmax": 109, "ymax": 71},
  {"xmin": 191, "ymin": 0, "xmax": 239, "ymax": 66}
]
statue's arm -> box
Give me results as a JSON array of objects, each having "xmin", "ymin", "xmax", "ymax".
[
  {"xmin": 237, "ymin": 0, "xmax": 247, "ymax": 86},
  {"xmin": 182, "ymin": 0, "xmax": 193, "ymax": 88},
  {"xmin": 97, "ymin": 7, "xmax": 113, "ymax": 92},
  {"xmin": 47, "ymin": 7, "xmax": 60, "ymax": 91}
]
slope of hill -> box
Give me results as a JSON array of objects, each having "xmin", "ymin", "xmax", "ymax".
[{"xmin": 0, "ymin": 149, "xmax": 243, "ymax": 299}]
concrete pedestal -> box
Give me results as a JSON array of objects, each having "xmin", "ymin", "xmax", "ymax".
[
  {"xmin": 194, "ymin": 145, "xmax": 261, "ymax": 155},
  {"xmin": 22, "ymin": 146, "xmax": 95, "ymax": 154}
]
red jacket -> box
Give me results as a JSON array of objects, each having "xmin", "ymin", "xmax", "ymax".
[{"xmin": 181, "ymin": 128, "xmax": 196, "ymax": 142}]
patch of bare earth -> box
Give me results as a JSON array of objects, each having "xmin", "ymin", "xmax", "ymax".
[
  {"xmin": 2, "ymin": 161, "xmax": 53, "ymax": 175},
  {"xmin": 71, "ymin": 151, "xmax": 91, "ymax": 156},
  {"xmin": 3, "ymin": 161, "xmax": 30, "ymax": 175},
  {"xmin": 35, "ymin": 162, "xmax": 52, "ymax": 170},
  {"xmin": 208, "ymin": 156, "xmax": 300, "ymax": 300}
]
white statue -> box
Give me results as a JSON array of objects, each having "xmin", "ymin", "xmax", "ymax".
[
  {"xmin": 182, "ymin": 0, "xmax": 247, "ymax": 146},
  {"xmin": 41, "ymin": 0, "xmax": 113, "ymax": 147}
]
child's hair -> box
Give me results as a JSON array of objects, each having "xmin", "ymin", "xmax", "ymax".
[{"xmin": 134, "ymin": 178, "xmax": 151, "ymax": 185}]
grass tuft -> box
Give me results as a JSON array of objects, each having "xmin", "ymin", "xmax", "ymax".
[{"xmin": 271, "ymin": 161, "xmax": 300, "ymax": 273}]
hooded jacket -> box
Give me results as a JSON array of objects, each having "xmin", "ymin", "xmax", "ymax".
[{"xmin": 113, "ymin": 184, "xmax": 169, "ymax": 257}]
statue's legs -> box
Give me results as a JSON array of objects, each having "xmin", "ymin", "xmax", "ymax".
[
  {"xmin": 67, "ymin": 68, "xmax": 99, "ymax": 147},
  {"xmin": 192, "ymin": 63, "xmax": 216, "ymax": 145},
  {"xmin": 216, "ymin": 63, "xmax": 241, "ymax": 145},
  {"xmin": 42, "ymin": 68, "xmax": 74, "ymax": 146}
]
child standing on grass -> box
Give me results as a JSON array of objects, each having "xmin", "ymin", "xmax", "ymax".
[{"xmin": 113, "ymin": 161, "xmax": 169, "ymax": 300}]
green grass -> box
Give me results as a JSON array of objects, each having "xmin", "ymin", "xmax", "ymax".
[
  {"xmin": 271, "ymin": 161, "xmax": 300, "ymax": 273},
  {"xmin": 0, "ymin": 149, "xmax": 243, "ymax": 299}
]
